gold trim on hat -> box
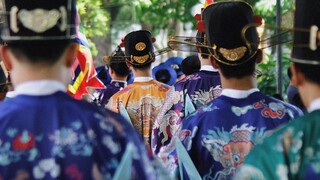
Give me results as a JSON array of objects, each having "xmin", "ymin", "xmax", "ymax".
[
  {"xmin": 219, "ymin": 46, "xmax": 247, "ymax": 61},
  {"xmin": 210, "ymin": 44, "xmax": 257, "ymax": 66},
  {"xmin": 135, "ymin": 42, "xmax": 146, "ymax": 51},
  {"xmin": 9, "ymin": 6, "xmax": 67, "ymax": 34},
  {"xmin": 103, "ymin": 56, "xmax": 110, "ymax": 64},
  {"xmin": 18, "ymin": 8, "xmax": 64, "ymax": 33},
  {"xmin": 131, "ymin": 53, "xmax": 150, "ymax": 64}
]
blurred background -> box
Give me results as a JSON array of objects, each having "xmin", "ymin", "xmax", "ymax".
[{"xmin": 77, "ymin": 0, "xmax": 294, "ymax": 98}]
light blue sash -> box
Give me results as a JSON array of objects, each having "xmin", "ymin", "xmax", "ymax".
[
  {"xmin": 119, "ymin": 101, "xmax": 133, "ymax": 126},
  {"xmin": 185, "ymin": 94, "xmax": 196, "ymax": 117},
  {"xmin": 113, "ymin": 144, "xmax": 134, "ymax": 180},
  {"xmin": 175, "ymin": 136, "xmax": 201, "ymax": 180}
]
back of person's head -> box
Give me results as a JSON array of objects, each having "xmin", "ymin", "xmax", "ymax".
[
  {"xmin": 7, "ymin": 40, "xmax": 72, "ymax": 65},
  {"xmin": 152, "ymin": 63, "xmax": 177, "ymax": 85},
  {"xmin": 181, "ymin": 54, "xmax": 200, "ymax": 75},
  {"xmin": 124, "ymin": 30, "xmax": 155, "ymax": 69},
  {"xmin": 1, "ymin": 0, "xmax": 76, "ymax": 65},
  {"xmin": 203, "ymin": 1, "xmax": 259, "ymax": 79},
  {"xmin": 291, "ymin": 0, "xmax": 320, "ymax": 85},
  {"xmin": 104, "ymin": 46, "xmax": 131, "ymax": 78}
]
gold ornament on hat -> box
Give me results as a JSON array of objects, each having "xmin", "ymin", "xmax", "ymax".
[
  {"xmin": 219, "ymin": 46, "xmax": 247, "ymax": 61},
  {"xmin": 135, "ymin": 42, "xmax": 146, "ymax": 51},
  {"xmin": 131, "ymin": 54, "xmax": 150, "ymax": 64},
  {"xmin": 16, "ymin": 7, "xmax": 66, "ymax": 33},
  {"xmin": 103, "ymin": 56, "xmax": 110, "ymax": 64}
]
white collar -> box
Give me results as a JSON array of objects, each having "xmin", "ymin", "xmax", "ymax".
[
  {"xmin": 5, "ymin": 91, "xmax": 16, "ymax": 98},
  {"xmin": 221, "ymin": 88, "xmax": 259, "ymax": 99},
  {"xmin": 200, "ymin": 65, "xmax": 218, "ymax": 72},
  {"xmin": 14, "ymin": 80, "xmax": 66, "ymax": 96},
  {"xmin": 134, "ymin": 77, "xmax": 153, "ymax": 82},
  {"xmin": 308, "ymin": 98, "xmax": 320, "ymax": 112},
  {"xmin": 111, "ymin": 80, "xmax": 127, "ymax": 85}
]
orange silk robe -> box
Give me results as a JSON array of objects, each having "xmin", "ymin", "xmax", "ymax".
[{"xmin": 107, "ymin": 79, "xmax": 170, "ymax": 145}]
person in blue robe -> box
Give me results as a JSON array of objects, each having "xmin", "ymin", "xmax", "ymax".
[
  {"xmin": 0, "ymin": 1, "xmax": 168, "ymax": 179},
  {"xmin": 163, "ymin": 1, "xmax": 303, "ymax": 179}
]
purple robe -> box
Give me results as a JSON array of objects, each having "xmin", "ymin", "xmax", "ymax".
[{"xmin": 152, "ymin": 69, "xmax": 222, "ymax": 154}]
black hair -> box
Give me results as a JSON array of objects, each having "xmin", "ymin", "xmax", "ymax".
[
  {"xmin": 216, "ymin": 54, "xmax": 257, "ymax": 79},
  {"xmin": 155, "ymin": 69, "xmax": 171, "ymax": 84},
  {"xmin": 199, "ymin": 50, "xmax": 209, "ymax": 59},
  {"xmin": 181, "ymin": 55, "xmax": 200, "ymax": 75},
  {"xmin": 273, "ymin": 93, "xmax": 283, "ymax": 101},
  {"xmin": 0, "ymin": 67, "xmax": 7, "ymax": 93},
  {"xmin": 287, "ymin": 67, "xmax": 292, "ymax": 79},
  {"xmin": 130, "ymin": 61, "xmax": 153, "ymax": 71},
  {"xmin": 293, "ymin": 62, "xmax": 320, "ymax": 85},
  {"xmin": 7, "ymin": 40, "xmax": 72, "ymax": 65},
  {"xmin": 109, "ymin": 61, "xmax": 131, "ymax": 77}
]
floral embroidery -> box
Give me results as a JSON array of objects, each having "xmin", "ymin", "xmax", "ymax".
[
  {"xmin": 49, "ymin": 128, "xmax": 78, "ymax": 146},
  {"xmin": 33, "ymin": 158, "xmax": 60, "ymax": 179},
  {"xmin": 48, "ymin": 122, "xmax": 94, "ymax": 158},
  {"xmin": 102, "ymin": 136, "xmax": 121, "ymax": 154},
  {"xmin": 6, "ymin": 128, "xmax": 18, "ymax": 138},
  {"xmin": 12, "ymin": 131, "xmax": 36, "ymax": 151},
  {"xmin": 0, "ymin": 139, "xmax": 39, "ymax": 165}
]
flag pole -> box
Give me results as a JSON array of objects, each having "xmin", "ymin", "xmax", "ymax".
[{"xmin": 276, "ymin": 0, "xmax": 283, "ymax": 96}]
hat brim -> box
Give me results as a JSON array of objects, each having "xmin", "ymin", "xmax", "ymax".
[
  {"xmin": 103, "ymin": 47, "xmax": 172, "ymax": 65},
  {"xmin": 168, "ymin": 35, "xmax": 259, "ymax": 66},
  {"xmin": 152, "ymin": 64, "xmax": 177, "ymax": 86}
]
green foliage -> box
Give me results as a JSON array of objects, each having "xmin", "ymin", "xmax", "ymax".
[
  {"xmin": 253, "ymin": 0, "xmax": 294, "ymax": 97},
  {"xmin": 257, "ymin": 49, "xmax": 292, "ymax": 97},
  {"xmin": 136, "ymin": 0, "xmax": 198, "ymax": 25},
  {"xmin": 254, "ymin": 0, "xmax": 294, "ymax": 24},
  {"xmin": 80, "ymin": 0, "xmax": 295, "ymax": 98},
  {"xmin": 107, "ymin": 0, "xmax": 199, "ymax": 35},
  {"xmin": 76, "ymin": 0, "xmax": 110, "ymax": 55}
]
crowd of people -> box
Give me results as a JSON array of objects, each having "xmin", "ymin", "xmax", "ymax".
[{"xmin": 0, "ymin": 0, "xmax": 320, "ymax": 179}]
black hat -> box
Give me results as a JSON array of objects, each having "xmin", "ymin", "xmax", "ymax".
[
  {"xmin": 203, "ymin": 1, "xmax": 259, "ymax": 66},
  {"xmin": 196, "ymin": 31, "xmax": 210, "ymax": 55},
  {"xmin": 291, "ymin": 0, "xmax": 320, "ymax": 65},
  {"xmin": 124, "ymin": 30, "xmax": 155, "ymax": 66},
  {"xmin": 181, "ymin": 54, "xmax": 201, "ymax": 75},
  {"xmin": 1, "ymin": 0, "xmax": 76, "ymax": 41},
  {"xmin": 103, "ymin": 46, "xmax": 126, "ymax": 65}
]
